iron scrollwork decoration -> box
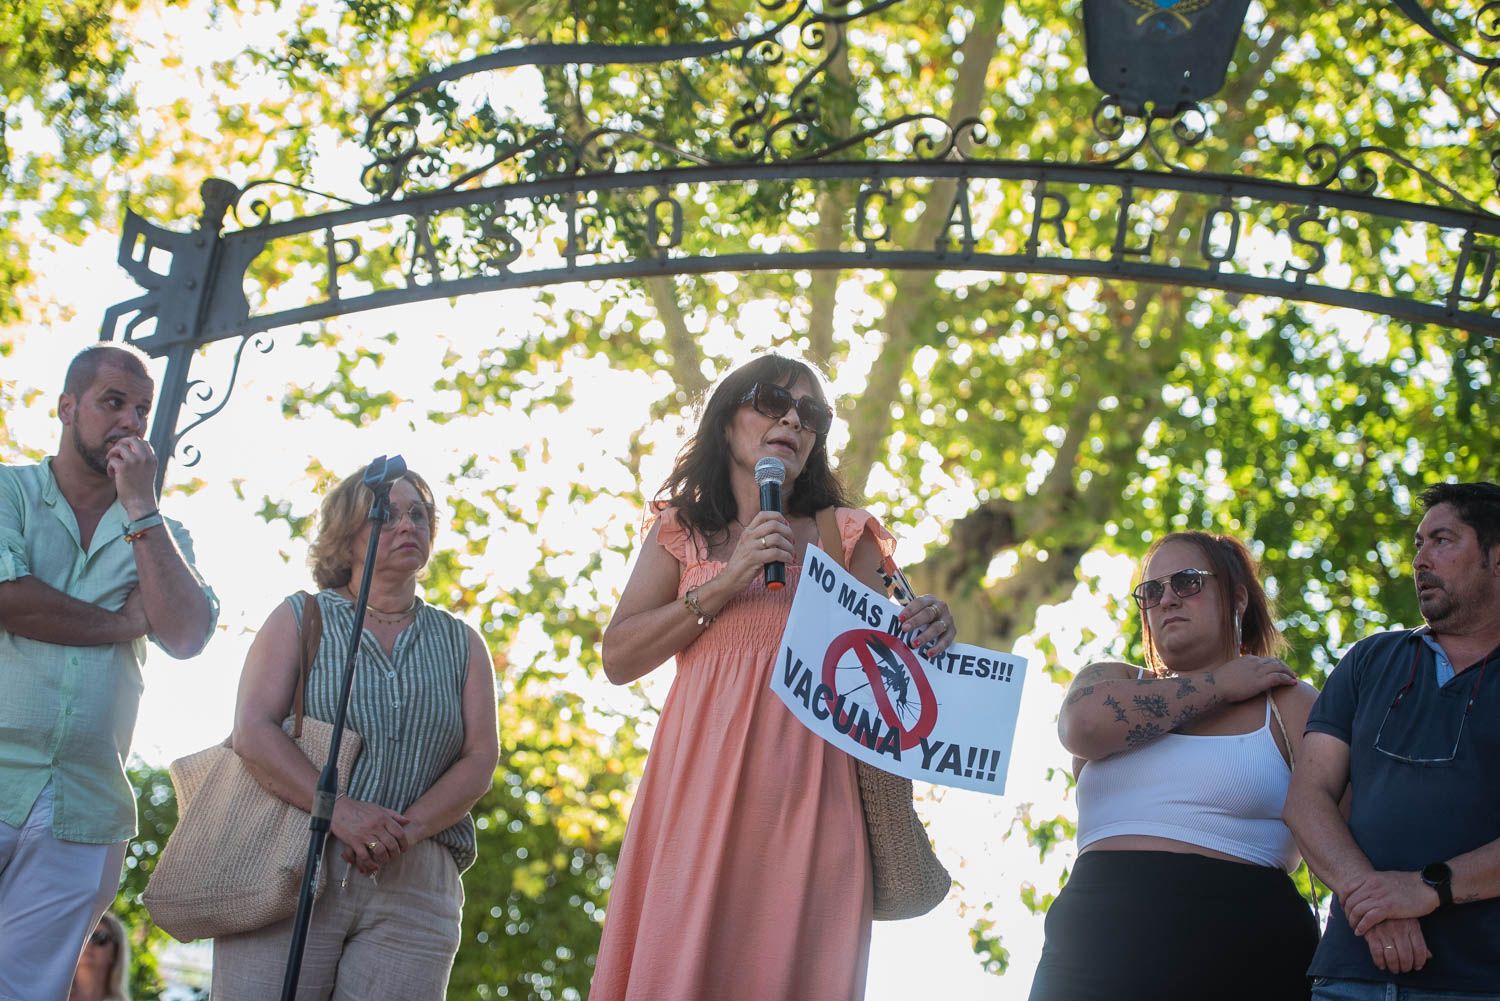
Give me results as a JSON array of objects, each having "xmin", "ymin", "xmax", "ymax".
[
  {"xmin": 1087, "ymin": 95, "xmax": 1213, "ymax": 172},
  {"xmin": 233, "ymin": 179, "xmax": 361, "ymax": 229},
  {"xmin": 1301, "ymin": 142, "xmax": 1493, "ymax": 215},
  {"xmin": 1389, "ymin": 0, "xmax": 1500, "ymax": 76},
  {"xmin": 171, "ymin": 332, "xmax": 277, "ymax": 470},
  {"xmin": 99, "ymin": 0, "xmax": 1500, "ymax": 487},
  {"xmin": 357, "ymin": 0, "xmax": 985, "ymax": 201},
  {"xmin": 1384, "ymin": 0, "xmax": 1500, "ymax": 195}
]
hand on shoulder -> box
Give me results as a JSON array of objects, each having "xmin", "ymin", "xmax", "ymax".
[{"xmin": 1212, "ymin": 653, "xmax": 1298, "ymax": 703}]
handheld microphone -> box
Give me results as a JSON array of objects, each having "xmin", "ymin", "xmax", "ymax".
[
  {"xmin": 755, "ymin": 457, "xmax": 786, "ymax": 590},
  {"xmin": 362, "ymin": 455, "xmax": 407, "ymax": 488}
]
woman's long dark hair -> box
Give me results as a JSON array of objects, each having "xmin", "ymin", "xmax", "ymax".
[{"xmin": 655, "ymin": 354, "xmax": 852, "ymax": 545}]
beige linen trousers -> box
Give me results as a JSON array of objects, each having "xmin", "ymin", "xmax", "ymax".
[{"xmin": 211, "ymin": 839, "xmax": 464, "ymax": 1001}]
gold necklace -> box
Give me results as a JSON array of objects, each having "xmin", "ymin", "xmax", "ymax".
[{"xmin": 344, "ymin": 588, "xmax": 417, "ymax": 623}]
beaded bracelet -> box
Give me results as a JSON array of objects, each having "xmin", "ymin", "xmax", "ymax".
[{"xmin": 683, "ymin": 587, "xmax": 716, "ymax": 627}]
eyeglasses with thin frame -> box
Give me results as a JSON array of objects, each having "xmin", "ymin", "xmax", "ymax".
[
  {"xmin": 739, "ymin": 382, "xmax": 834, "ymax": 437},
  {"xmin": 1132, "ymin": 568, "xmax": 1217, "ymax": 609},
  {"xmin": 379, "ymin": 503, "xmax": 434, "ymax": 534},
  {"xmin": 1374, "ymin": 640, "xmax": 1491, "ymax": 767}
]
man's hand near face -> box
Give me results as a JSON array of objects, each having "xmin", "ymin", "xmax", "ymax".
[{"xmin": 105, "ymin": 436, "xmax": 159, "ymax": 519}]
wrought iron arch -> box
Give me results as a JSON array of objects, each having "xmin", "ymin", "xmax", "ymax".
[{"xmin": 101, "ymin": 0, "xmax": 1500, "ymax": 490}]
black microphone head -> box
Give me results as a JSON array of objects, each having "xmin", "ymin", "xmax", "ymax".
[
  {"xmin": 754, "ymin": 456, "xmax": 786, "ymax": 487},
  {"xmin": 362, "ymin": 454, "xmax": 408, "ymax": 487}
]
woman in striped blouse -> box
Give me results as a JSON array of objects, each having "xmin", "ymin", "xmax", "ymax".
[{"xmin": 213, "ymin": 465, "xmax": 498, "ymax": 1001}]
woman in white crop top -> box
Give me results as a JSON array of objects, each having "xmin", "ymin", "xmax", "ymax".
[{"xmin": 1029, "ymin": 531, "xmax": 1322, "ymax": 1001}]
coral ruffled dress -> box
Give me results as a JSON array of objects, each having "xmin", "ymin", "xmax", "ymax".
[{"xmin": 590, "ymin": 507, "xmax": 893, "ymax": 1001}]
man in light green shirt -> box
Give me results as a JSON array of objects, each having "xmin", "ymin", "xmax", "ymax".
[{"xmin": 0, "ymin": 343, "xmax": 218, "ymax": 1001}]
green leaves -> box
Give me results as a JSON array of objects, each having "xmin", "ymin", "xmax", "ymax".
[
  {"xmin": 6, "ymin": 1, "xmax": 1498, "ymax": 992},
  {"xmin": 968, "ymin": 905, "xmax": 1010, "ymax": 976},
  {"xmin": 120, "ymin": 760, "xmax": 194, "ymax": 999},
  {"xmin": 456, "ymin": 685, "xmax": 644, "ymax": 999}
]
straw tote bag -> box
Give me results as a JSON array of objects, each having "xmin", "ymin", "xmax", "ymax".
[
  {"xmin": 144, "ymin": 592, "xmax": 362, "ymax": 941},
  {"xmin": 815, "ymin": 509, "xmax": 951, "ymax": 920}
]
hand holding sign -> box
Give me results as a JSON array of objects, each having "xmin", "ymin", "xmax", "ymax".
[
  {"xmin": 895, "ymin": 593, "xmax": 957, "ymax": 658},
  {"xmin": 772, "ymin": 546, "xmax": 1028, "ymax": 796}
]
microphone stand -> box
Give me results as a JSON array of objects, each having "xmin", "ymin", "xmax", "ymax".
[{"xmin": 278, "ymin": 467, "xmax": 395, "ymax": 1000}]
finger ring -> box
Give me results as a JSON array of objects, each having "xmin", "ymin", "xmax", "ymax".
[
  {"xmin": 367, "ymin": 841, "xmax": 379, "ymax": 851},
  {"xmin": 761, "ymin": 536, "xmax": 768, "ymax": 548},
  {"xmin": 1384, "ymin": 946, "xmax": 1394, "ymax": 951}
]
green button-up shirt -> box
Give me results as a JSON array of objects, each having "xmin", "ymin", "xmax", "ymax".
[{"xmin": 0, "ymin": 459, "xmax": 218, "ymax": 843}]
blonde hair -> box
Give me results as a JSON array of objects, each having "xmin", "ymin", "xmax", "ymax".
[
  {"xmin": 97, "ymin": 911, "xmax": 132, "ymax": 1001},
  {"xmin": 307, "ymin": 465, "xmax": 438, "ymax": 590}
]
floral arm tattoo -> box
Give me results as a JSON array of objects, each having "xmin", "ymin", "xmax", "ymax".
[
  {"xmin": 1063, "ymin": 662, "xmax": 1229, "ymax": 756},
  {"xmin": 1132, "ymin": 694, "xmax": 1169, "ymax": 718}
]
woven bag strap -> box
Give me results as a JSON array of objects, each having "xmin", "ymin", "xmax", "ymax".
[
  {"xmin": 1267, "ymin": 692, "xmax": 1294, "ymax": 770},
  {"xmin": 289, "ymin": 591, "xmax": 325, "ymax": 739}
]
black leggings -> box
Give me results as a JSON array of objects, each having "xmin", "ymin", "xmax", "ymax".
[{"xmin": 1028, "ymin": 850, "xmax": 1319, "ymax": 1001}]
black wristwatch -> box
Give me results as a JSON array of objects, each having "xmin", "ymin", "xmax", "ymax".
[{"xmin": 1421, "ymin": 862, "xmax": 1454, "ymax": 908}]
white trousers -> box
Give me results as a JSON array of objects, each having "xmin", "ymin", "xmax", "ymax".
[{"xmin": 0, "ymin": 783, "xmax": 127, "ymax": 1001}]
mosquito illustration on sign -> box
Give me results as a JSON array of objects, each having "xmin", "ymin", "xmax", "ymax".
[
  {"xmin": 822, "ymin": 628, "xmax": 938, "ymax": 750},
  {"xmin": 771, "ymin": 546, "xmax": 1028, "ymax": 796}
]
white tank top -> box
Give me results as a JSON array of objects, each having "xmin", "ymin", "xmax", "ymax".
[{"xmin": 1075, "ymin": 695, "xmax": 1301, "ymax": 872}]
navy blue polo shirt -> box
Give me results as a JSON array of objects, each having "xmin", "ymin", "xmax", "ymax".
[{"xmin": 1305, "ymin": 628, "xmax": 1500, "ymax": 992}]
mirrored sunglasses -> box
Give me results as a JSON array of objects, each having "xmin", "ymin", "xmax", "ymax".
[
  {"xmin": 1132, "ymin": 568, "xmax": 1216, "ymax": 609},
  {"xmin": 740, "ymin": 382, "xmax": 834, "ymax": 436}
]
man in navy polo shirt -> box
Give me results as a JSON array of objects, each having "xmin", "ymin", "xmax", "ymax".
[{"xmin": 1286, "ymin": 481, "xmax": 1500, "ymax": 1001}]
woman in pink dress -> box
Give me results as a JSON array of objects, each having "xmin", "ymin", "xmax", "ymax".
[{"xmin": 591, "ymin": 354, "xmax": 957, "ymax": 1001}]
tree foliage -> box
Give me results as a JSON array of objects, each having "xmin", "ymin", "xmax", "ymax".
[
  {"xmin": 120, "ymin": 761, "xmax": 202, "ymax": 1000},
  {"xmin": 250, "ymin": 0, "xmax": 1496, "ymax": 945},
  {"xmin": 1, "ymin": 0, "xmax": 143, "ymax": 323},
  {"xmin": 4, "ymin": 0, "xmax": 1497, "ymax": 992}
]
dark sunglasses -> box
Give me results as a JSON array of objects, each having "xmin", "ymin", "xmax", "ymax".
[
  {"xmin": 89, "ymin": 929, "xmax": 116, "ymax": 947},
  {"xmin": 1132, "ymin": 568, "xmax": 1216, "ymax": 609},
  {"xmin": 740, "ymin": 382, "xmax": 834, "ymax": 436}
]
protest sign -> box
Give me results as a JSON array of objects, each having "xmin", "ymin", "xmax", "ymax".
[{"xmin": 770, "ymin": 545, "xmax": 1028, "ymax": 796}]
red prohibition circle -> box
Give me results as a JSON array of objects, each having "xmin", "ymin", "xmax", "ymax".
[{"xmin": 821, "ymin": 628, "xmax": 938, "ymax": 750}]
